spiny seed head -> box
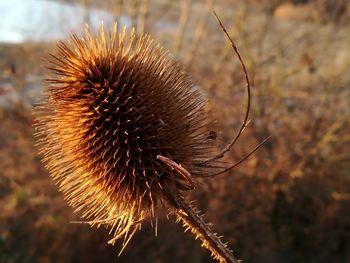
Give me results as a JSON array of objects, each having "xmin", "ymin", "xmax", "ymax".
[{"xmin": 35, "ymin": 25, "xmax": 215, "ymax": 243}]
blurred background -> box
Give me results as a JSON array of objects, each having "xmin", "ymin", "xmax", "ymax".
[{"xmin": 0, "ymin": 0, "xmax": 349, "ymax": 262}]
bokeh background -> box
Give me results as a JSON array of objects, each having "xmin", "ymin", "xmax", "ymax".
[{"xmin": 0, "ymin": 0, "xmax": 349, "ymax": 262}]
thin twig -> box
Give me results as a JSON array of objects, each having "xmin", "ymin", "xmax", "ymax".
[
  {"xmin": 137, "ymin": 0, "xmax": 149, "ymax": 35},
  {"xmin": 81, "ymin": 0, "xmax": 89, "ymax": 27},
  {"xmin": 184, "ymin": 0, "xmax": 215, "ymax": 67},
  {"xmin": 207, "ymin": 136, "xmax": 271, "ymax": 177},
  {"xmin": 130, "ymin": 0, "xmax": 138, "ymax": 32},
  {"xmin": 173, "ymin": 0, "xmax": 192, "ymax": 55},
  {"xmin": 203, "ymin": 11, "xmax": 251, "ymax": 163}
]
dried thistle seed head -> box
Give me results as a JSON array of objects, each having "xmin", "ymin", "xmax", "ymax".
[{"xmin": 35, "ymin": 25, "xmax": 215, "ymax": 243}]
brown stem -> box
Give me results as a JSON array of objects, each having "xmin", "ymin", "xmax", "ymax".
[
  {"xmin": 173, "ymin": 0, "xmax": 192, "ymax": 55},
  {"xmin": 157, "ymin": 155, "xmax": 239, "ymax": 263},
  {"xmin": 207, "ymin": 136, "xmax": 271, "ymax": 177},
  {"xmin": 175, "ymin": 196, "xmax": 239, "ymax": 263},
  {"xmin": 203, "ymin": 11, "xmax": 251, "ymax": 163},
  {"xmin": 183, "ymin": 0, "xmax": 215, "ymax": 67}
]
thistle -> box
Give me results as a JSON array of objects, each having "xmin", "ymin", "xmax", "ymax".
[{"xmin": 34, "ymin": 19, "xmax": 256, "ymax": 262}]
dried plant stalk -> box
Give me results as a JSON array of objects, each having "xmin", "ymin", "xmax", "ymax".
[
  {"xmin": 173, "ymin": 0, "xmax": 192, "ymax": 55},
  {"xmin": 184, "ymin": 0, "xmax": 215, "ymax": 67},
  {"xmin": 176, "ymin": 199, "xmax": 238, "ymax": 263},
  {"xmin": 130, "ymin": 0, "xmax": 138, "ymax": 32},
  {"xmin": 203, "ymin": 11, "xmax": 251, "ymax": 164},
  {"xmin": 157, "ymin": 155, "xmax": 239, "ymax": 263},
  {"xmin": 81, "ymin": 0, "xmax": 89, "ymax": 26},
  {"xmin": 34, "ymin": 9, "xmax": 259, "ymax": 262},
  {"xmin": 112, "ymin": 0, "xmax": 123, "ymax": 27},
  {"xmin": 137, "ymin": 0, "xmax": 149, "ymax": 35}
]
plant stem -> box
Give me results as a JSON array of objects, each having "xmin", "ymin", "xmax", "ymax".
[
  {"xmin": 175, "ymin": 195, "xmax": 239, "ymax": 263},
  {"xmin": 157, "ymin": 155, "xmax": 239, "ymax": 262}
]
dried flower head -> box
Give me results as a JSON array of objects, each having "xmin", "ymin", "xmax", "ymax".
[
  {"xmin": 34, "ymin": 15, "xmax": 260, "ymax": 261},
  {"xmin": 35, "ymin": 24, "xmax": 216, "ymax": 245}
]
